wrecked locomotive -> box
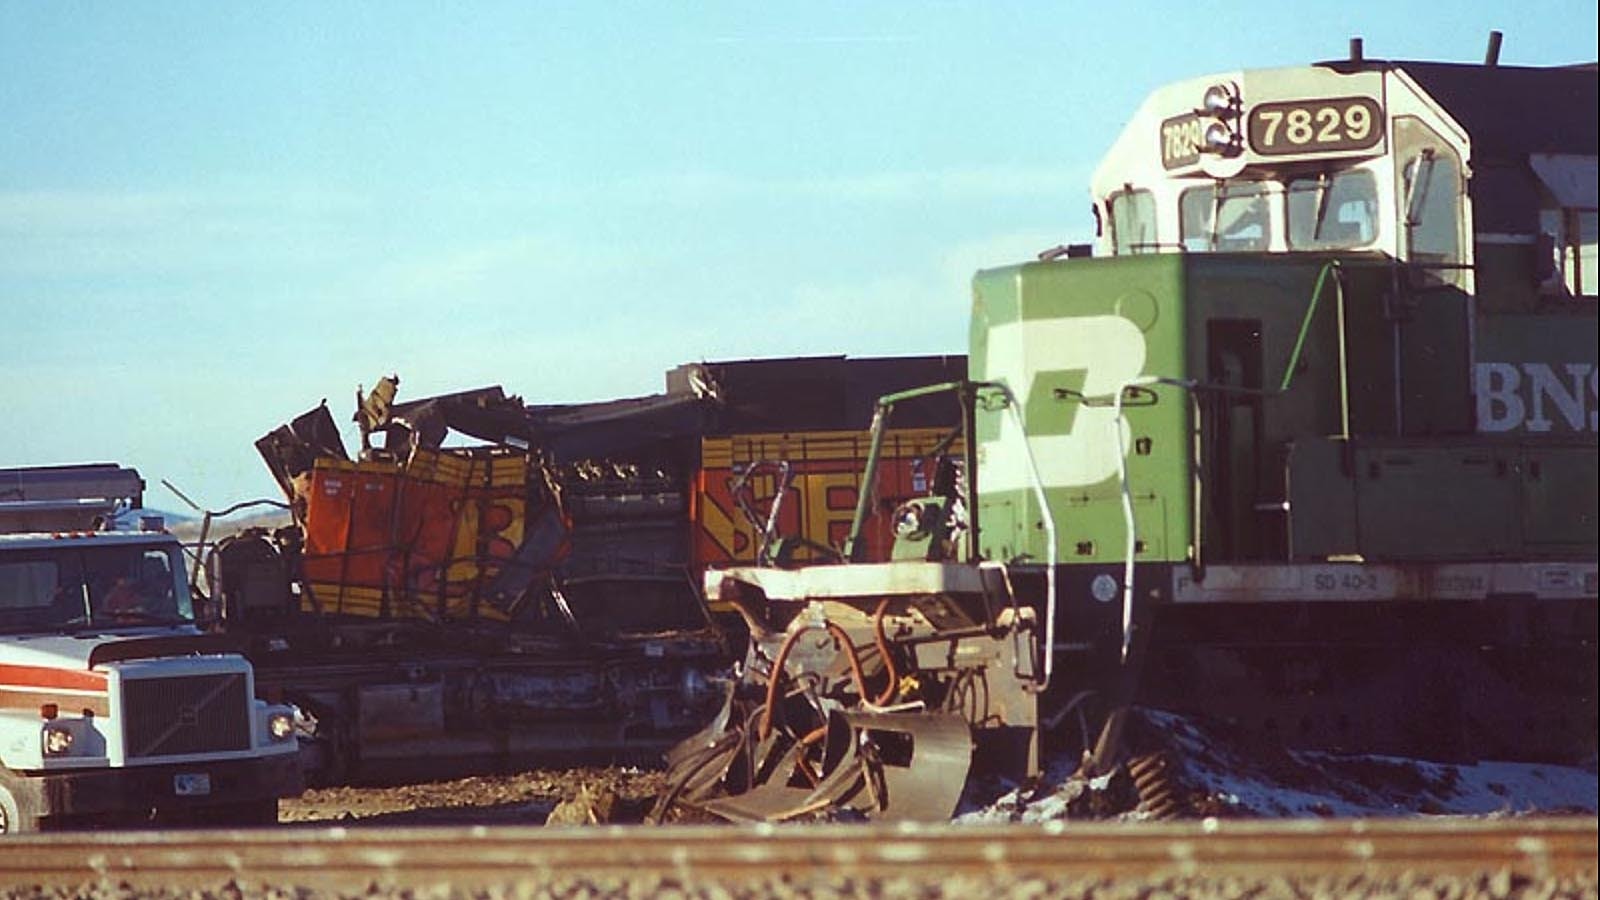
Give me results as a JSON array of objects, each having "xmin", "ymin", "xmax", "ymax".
[
  {"xmin": 204, "ymin": 356, "xmax": 965, "ymax": 782},
  {"xmin": 652, "ymin": 47, "xmax": 1599, "ymax": 822}
]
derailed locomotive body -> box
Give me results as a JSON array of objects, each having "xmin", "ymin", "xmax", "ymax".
[{"xmin": 216, "ymin": 356, "xmax": 964, "ymax": 781}]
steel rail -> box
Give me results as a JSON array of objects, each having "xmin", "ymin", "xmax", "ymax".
[{"xmin": 2, "ymin": 818, "xmax": 1594, "ymax": 891}]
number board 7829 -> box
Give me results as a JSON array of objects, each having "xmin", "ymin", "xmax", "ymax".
[{"xmin": 1246, "ymin": 96, "xmax": 1384, "ymax": 156}]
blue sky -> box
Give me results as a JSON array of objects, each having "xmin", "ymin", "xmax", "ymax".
[{"xmin": 3, "ymin": 2, "xmax": 1595, "ymax": 509}]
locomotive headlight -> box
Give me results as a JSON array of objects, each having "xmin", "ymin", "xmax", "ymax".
[
  {"xmin": 1202, "ymin": 82, "xmax": 1239, "ymax": 117},
  {"xmin": 43, "ymin": 724, "xmax": 76, "ymax": 756},
  {"xmin": 1204, "ymin": 121, "xmax": 1241, "ymax": 156},
  {"xmin": 267, "ymin": 712, "xmax": 295, "ymax": 742},
  {"xmin": 1195, "ymin": 81, "xmax": 1242, "ymax": 158}
]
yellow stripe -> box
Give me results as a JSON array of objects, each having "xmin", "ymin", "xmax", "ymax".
[{"xmin": 720, "ymin": 427, "xmax": 960, "ymax": 464}]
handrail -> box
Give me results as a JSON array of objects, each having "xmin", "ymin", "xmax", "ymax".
[
  {"xmin": 1110, "ymin": 375, "xmax": 1161, "ymax": 662},
  {"xmin": 841, "ymin": 379, "xmax": 1058, "ymax": 689},
  {"xmin": 1281, "ymin": 260, "xmax": 1350, "ymax": 438},
  {"xmin": 844, "ymin": 381, "xmax": 970, "ymax": 562},
  {"xmin": 981, "ymin": 382, "xmax": 1059, "ymax": 689}
]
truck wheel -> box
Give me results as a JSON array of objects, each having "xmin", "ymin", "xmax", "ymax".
[{"xmin": 0, "ymin": 783, "xmax": 34, "ymax": 834}]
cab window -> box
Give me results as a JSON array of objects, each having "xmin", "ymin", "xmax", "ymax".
[
  {"xmin": 0, "ymin": 560, "xmax": 60, "ymax": 612},
  {"xmin": 1110, "ymin": 189, "xmax": 1157, "ymax": 255},
  {"xmin": 1541, "ymin": 207, "xmax": 1598, "ymax": 298},
  {"xmin": 0, "ymin": 552, "xmax": 85, "ymax": 631},
  {"xmin": 1394, "ymin": 116, "xmax": 1465, "ymax": 286},
  {"xmin": 85, "ymin": 548, "xmax": 183, "ymax": 623},
  {"xmin": 1402, "ymin": 150, "xmax": 1461, "ymax": 265},
  {"xmin": 1287, "ymin": 170, "xmax": 1379, "ymax": 249},
  {"xmin": 0, "ymin": 545, "xmax": 191, "ymax": 632},
  {"xmin": 1180, "ymin": 181, "xmax": 1271, "ymax": 252}
]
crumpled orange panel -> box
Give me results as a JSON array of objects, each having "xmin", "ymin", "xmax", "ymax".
[{"xmin": 299, "ymin": 451, "xmax": 567, "ymax": 620}]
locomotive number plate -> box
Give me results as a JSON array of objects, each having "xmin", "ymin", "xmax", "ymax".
[
  {"xmin": 1160, "ymin": 112, "xmax": 1204, "ymax": 169},
  {"xmin": 174, "ymin": 773, "xmax": 212, "ymax": 796},
  {"xmin": 1247, "ymin": 96, "xmax": 1383, "ymax": 156}
]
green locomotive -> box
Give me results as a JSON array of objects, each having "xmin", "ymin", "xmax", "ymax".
[{"xmin": 658, "ymin": 44, "xmax": 1597, "ymax": 822}]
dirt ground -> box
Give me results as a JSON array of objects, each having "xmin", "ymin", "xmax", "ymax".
[
  {"xmin": 277, "ymin": 708, "xmax": 1598, "ymax": 828},
  {"xmin": 279, "ymin": 766, "xmax": 668, "ymax": 826}
]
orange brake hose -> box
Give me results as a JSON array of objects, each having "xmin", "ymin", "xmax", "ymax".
[
  {"xmin": 759, "ymin": 621, "xmax": 873, "ymax": 740},
  {"xmin": 759, "ymin": 626, "xmax": 808, "ymax": 741},
  {"xmin": 872, "ymin": 598, "xmax": 899, "ymax": 705},
  {"xmin": 826, "ymin": 621, "xmax": 871, "ymax": 703}
]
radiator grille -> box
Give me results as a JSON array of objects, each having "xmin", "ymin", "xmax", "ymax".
[{"xmin": 122, "ymin": 673, "xmax": 251, "ymax": 758}]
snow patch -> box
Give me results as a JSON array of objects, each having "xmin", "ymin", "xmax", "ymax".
[{"xmin": 955, "ymin": 709, "xmax": 1597, "ymax": 823}]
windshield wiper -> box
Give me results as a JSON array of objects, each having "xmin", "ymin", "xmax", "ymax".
[{"xmin": 1312, "ymin": 173, "xmax": 1333, "ymax": 242}]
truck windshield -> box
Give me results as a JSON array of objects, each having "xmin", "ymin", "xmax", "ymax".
[{"xmin": 0, "ymin": 544, "xmax": 193, "ymax": 633}]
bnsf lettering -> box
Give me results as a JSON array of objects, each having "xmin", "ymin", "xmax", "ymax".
[{"xmin": 1475, "ymin": 362, "xmax": 1600, "ymax": 433}]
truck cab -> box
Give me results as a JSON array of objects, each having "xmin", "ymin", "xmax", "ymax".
[{"xmin": 0, "ymin": 465, "xmax": 303, "ymax": 833}]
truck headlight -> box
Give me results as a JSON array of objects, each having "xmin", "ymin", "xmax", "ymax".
[
  {"xmin": 268, "ymin": 712, "xmax": 295, "ymax": 742},
  {"xmin": 43, "ymin": 725, "xmax": 75, "ymax": 756}
]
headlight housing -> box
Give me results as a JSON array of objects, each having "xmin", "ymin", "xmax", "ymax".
[
  {"xmin": 267, "ymin": 712, "xmax": 295, "ymax": 742},
  {"xmin": 43, "ymin": 724, "xmax": 76, "ymax": 756},
  {"xmin": 892, "ymin": 501, "xmax": 930, "ymax": 540}
]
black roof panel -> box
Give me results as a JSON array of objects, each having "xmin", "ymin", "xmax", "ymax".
[{"xmin": 1319, "ymin": 60, "xmax": 1598, "ymax": 159}]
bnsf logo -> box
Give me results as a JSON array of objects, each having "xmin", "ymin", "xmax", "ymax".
[{"xmin": 1475, "ymin": 362, "xmax": 1599, "ymax": 433}]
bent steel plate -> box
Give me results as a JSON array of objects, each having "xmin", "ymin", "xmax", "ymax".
[
  {"xmin": 698, "ymin": 709, "xmax": 973, "ymax": 823},
  {"xmin": 836, "ymin": 709, "xmax": 973, "ymax": 822}
]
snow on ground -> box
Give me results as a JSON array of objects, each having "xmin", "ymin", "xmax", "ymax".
[{"xmin": 956, "ymin": 709, "xmax": 1598, "ymax": 823}]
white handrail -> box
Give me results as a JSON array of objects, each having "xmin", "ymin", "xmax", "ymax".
[
  {"xmin": 1111, "ymin": 375, "xmax": 1161, "ymax": 663},
  {"xmin": 986, "ymin": 383, "xmax": 1058, "ymax": 688}
]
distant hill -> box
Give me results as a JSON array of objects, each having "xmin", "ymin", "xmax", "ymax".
[
  {"xmin": 110, "ymin": 506, "xmax": 196, "ymax": 530},
  {"xmin": 166, "ymin": 506, "xmax": 294, "ymax": 543}
]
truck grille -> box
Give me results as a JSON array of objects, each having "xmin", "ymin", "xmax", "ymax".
[{"xmin": 122, "ymin": 673, "xmax": 251, "ymax": 759}]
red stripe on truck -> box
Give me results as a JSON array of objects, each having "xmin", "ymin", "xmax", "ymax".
[{"xmin": 0, "ymin": 663, "xmax": 109, "ymax": 692}]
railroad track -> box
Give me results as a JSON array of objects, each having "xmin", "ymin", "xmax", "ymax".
[{"xmin": 4, "ymin": 817, "xmax": 1594, "ymax": 893}]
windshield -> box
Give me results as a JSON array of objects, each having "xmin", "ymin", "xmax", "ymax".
[
  {"xmin": 1287, "ymin": 170, "xmax": 1378, "ymax": 250},
  {"xmin": 1180, "ymin": 181, "xmax": 1271, "ymax": 252},
  {"xmin": 0, "ymin": 544, "xmax": 192, "ymax": 633}
]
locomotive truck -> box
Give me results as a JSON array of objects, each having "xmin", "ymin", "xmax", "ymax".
[
  {"xmin": 0, "ymin": 464, "xmax": 302, "ymax": 833},
  {"xmin": 653, "ymin": 41, "xmax": 1599, "ymax": 822}
]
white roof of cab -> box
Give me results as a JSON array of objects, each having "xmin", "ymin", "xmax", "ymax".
[{"xmin": 0, "ymin": 530, "xmax": 181, "ymax": 551}]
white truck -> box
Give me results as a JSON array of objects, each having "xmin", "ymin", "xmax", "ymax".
[{"xmin": 0, "ymin": 464, "xmax": 302, "ymax": 833}]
